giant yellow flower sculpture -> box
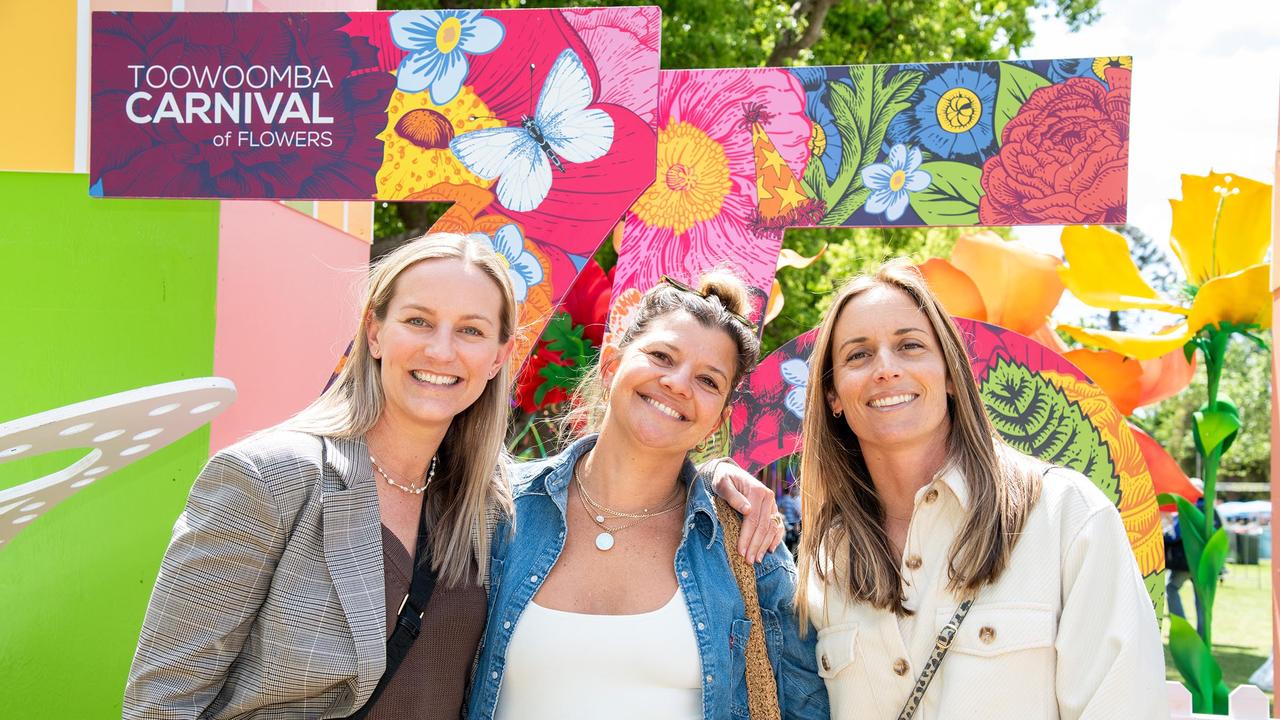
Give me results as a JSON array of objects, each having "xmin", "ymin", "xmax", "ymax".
[{"xmin": 1057, "ymin": 172, "xmax": 1272, "ymax": 359}]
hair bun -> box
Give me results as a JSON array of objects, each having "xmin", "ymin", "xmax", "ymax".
[{"xmin": 697, "ymin": 269, "xmax": 752, "ymax": 318}]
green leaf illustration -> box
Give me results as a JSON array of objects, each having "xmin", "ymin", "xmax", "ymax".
[
  {"xmin": 993, "ymin": 62, "xmax": 1051, "ymax": 144},
  {"xmin": 1195, "ymin": 528, "xmax": 1229, "ymax": 614},
  {"xmin": 818, "ymin": 67, "xmax": 922, "ymax": 224},
  {"xmin": 907, "ymin": 161, "xmax": 984, "ymax": 225},
  {"xmin": 979, "ymin": 358, "xmax": 1118, "ymax": 503}
]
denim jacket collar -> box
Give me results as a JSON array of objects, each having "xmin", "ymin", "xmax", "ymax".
[{"xmin": 516, "ymin": 434, "xmax": 721, "ymax": 549}]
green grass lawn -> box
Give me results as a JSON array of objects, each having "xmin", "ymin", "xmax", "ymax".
[{"xmin": 1163, "ymin": 560, "xmax": 1273, "ymax": 706}]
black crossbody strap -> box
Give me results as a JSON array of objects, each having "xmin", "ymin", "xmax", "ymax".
[
  {"xmin": 896, "ymin": 598, "xmax": 973, "ymax": 720},
  {"xmin": 346, "ymin": 504, "xmax": 438, "ymax": 719}
]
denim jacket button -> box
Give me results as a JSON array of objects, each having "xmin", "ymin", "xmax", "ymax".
[
  {"xmin": 530, "ymin": 574, "xmax": 539, "ymax": 582},
  {"xmin": 491, "ymin": 671, "xmax": 499, "ymax": 680},
  {"xmin": 681, "ymin": 570, "xmax": 689, "ymax": 579},
  {"xmin": 705, "ymin": 674, "xmax": 713, "ymax": 684},
  {"xmin": 697, "ymin": 622, "xmax": 705, "ymax": 630},
  {"xmin": 503, "ymin": 621, "xmax": 512, "ymax": 630}
]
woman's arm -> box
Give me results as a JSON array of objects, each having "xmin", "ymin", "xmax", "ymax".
[
  {"xmin": 1055, "ymin": 502, "xmax": 1168, "ymax": 719},
  {"xmin": 756, "ymin": 546, "xmax": 831, "ymax": 720},
  {"xmin": 701, "ymin": 458, "xmax": 784, "ymax": 562},
  {"xmin": 123, "ymin": 449, "xmax": 288, "ymax": 719}
]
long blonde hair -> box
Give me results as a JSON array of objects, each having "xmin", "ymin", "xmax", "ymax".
[
  {"xmin": 563, "ymin": 270, "xmax": 760, "ymax": 439},
  {"xmin": 282, "ymin": 233, "xmax": 516, "ymax": 587},
  {"xmin": 796, "ymin": 259, "xmax": 1042, "ymax": 623}
]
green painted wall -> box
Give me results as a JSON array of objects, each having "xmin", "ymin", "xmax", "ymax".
[{"xmin": 0, "ymin": 173, "xmax": 220, "ymax": 719}]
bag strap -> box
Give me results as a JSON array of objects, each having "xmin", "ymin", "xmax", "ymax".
[
  {"xmin": 895, "ymin": 597, "xmax": 973, "ymax": 720},
  {"xmin": 346, "ymin": 485, "xmax": 439, "ymax": 718},
  {"xmin": 713, "ymin": 497, "xmax": 781, "ymax": 720}
]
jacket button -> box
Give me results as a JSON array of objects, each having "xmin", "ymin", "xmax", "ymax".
[
  {"xmin": 924, "ymin": 488, "xmax": 939, "ymax": 504},
  {"xmin": 979, "ymin": 626, "xmax": 996, "ymax": 644},
  {"xmin": 905, "ymin": 555, "xmax": 922, "ymax": 570},
  {"xmin": 681, "ymin": 570, "xmax": 689, "ymax": 579},
  {"xmin": 706, "ymin": 674, "xmax": 714, "ymax": 684},
  {"xmin": 491, "ymin": 671, "xmax": 499, "ymax": 680},
  {"xmin": 893, "ymin": 658, "xmax": 909, "ymax": 676},
  {"xmin": 821, "ymin": 654, "xmax": 831, "ymax": 672},
  {"xmin": 503, "ymin": 621, "xmax": 512, "ymax": 630},
  {"xmin": 530, "ymin": 575, "xmax": 539, "ymax": 582}
]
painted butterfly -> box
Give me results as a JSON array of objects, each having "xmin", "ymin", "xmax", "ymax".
[{"xmin": 449, "ymin": 48, "xmax": 614, "ymax": 213}]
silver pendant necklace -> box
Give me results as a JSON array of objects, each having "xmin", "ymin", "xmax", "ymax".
[{"xmin": 573, "ymin": 456, "xmax": 685, "ymax": 552}]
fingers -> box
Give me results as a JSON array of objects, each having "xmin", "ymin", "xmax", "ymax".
[
  {"xmin": 743, "ymin": 487, "xmax": 782, "ymax": 562},
  {"xmin": 737, "ymin": 495, "xmax": 765, "ymax": 560}
]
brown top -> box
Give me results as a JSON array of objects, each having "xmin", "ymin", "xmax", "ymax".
[{"xmin": 365, "ymin": 524, "xmax": 487, "ymax": 720}]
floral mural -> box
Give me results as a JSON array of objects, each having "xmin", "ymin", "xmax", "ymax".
[{"xmin": 612, "ymin": 56, "xmax": 1132, "ymax": 323}]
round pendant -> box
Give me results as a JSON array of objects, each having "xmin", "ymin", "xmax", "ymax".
[{"xmin": 595, "ymin": 532, "xmax": 615, "ymax": 551}]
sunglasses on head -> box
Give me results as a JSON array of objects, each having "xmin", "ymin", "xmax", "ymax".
[{"xmin": 658, "ymin": 275, "xmax": 758, "ymax": 332}]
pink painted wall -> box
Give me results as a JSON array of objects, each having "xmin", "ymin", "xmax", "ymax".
[{"xmin": 210, "ymin": 201, "xmax": 366, "ymax": 452}]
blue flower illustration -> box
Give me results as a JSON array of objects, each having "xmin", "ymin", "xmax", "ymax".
[
  {"xmin": 780, "ymin": 357, "xmax": 809, "ymax": 419},
  {"xmin": 861, "ymin": 144, "xmax": 930, "ymax": 222},
  {"xmin": 472, "ymin": 224, "xmax": 542, "ymax": 303},
  {"xmin": 390, "ymin": 10, "xmax": 504, "ymax": 105},
  {"xmin": 886, "ymin": 63, "xmax": 996, "ymax": 161},
  {"xmin": 790, "ymin": 67, "xmax": 844, "ymax": 183}
]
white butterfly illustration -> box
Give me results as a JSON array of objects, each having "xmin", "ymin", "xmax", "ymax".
[
  {"xmin": 781, "ymin": 358, "xmax": 809, "ymax": 419},
  {"xmin": 449, "ymin": 48, "xmax": 614, "ymax": 213}
]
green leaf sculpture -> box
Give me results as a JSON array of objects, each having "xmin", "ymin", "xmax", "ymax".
[{"xmin": 979, "ymin": 358, "xmax": 1119, "ymax": 503}]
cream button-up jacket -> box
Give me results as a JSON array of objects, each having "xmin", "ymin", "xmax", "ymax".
[{"xmin": 806, "ymin": 464, "xmax": 1169, "ymax": 719}]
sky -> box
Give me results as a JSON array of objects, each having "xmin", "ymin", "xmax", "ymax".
[{"xmin": 1010, "ymin": 0, "xmax": 1279, "ymax": 321}]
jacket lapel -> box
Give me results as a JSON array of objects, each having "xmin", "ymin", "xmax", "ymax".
[{"xmin": 320, "ymin": 435, "xmax": 386, "ymax": 705}]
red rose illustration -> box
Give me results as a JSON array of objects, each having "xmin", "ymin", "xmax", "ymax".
[{"xmin": 978, "ymin": 67, "xmax": 1130, "ymax": 225}]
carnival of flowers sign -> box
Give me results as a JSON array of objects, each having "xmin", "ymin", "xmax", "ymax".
[
  {"xmin": 612, "ymin": 57, "xmax": 1132, "ymax": 322},
  {"xmin": 91, "ymin": 8, "xmax": 660, "ymax": 365}
]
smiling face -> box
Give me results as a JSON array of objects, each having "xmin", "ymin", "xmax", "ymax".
[
  {"xmin": 600, "ymin": 310, "xmax": 738, "ymax": 454},
  {"xmin": 366, "ymin": 257, "xmax": 512, "ymax": 437},
  {"xmin": 826, "ymin": 285, "xmax": 953, "ymax": 463}
]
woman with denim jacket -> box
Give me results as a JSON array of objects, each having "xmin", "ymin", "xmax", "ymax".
[{"xmin": 468, "ymin": 271, "xmax": 829, "ymax": 720}]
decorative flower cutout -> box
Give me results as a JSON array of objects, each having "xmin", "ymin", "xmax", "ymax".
[
  {"xmin": 861, "ymin": 144, "xmax": 930, "ymax": 222},
  {"xmin": 390, "ymin": 10, "xmax": 504, "ymax": 105},
  {"xmin": 471, "ymin": 224, "xmax": 543, "ymax": 303},
  {"xmin": 780, "ymin": 358, "xmax": 808, "ymax": 419}
]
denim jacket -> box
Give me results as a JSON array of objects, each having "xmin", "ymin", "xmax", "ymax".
[{"xmin": 467, "ymin": 435, "xmax": 829, "ymax": 720}]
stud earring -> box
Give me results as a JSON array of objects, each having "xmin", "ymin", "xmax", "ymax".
[{"xmin": 833, "ymin": 409, "xmax": 843, "ymax": 418}]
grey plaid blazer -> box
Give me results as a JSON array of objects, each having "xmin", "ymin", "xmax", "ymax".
[{"xmin": 124, "ymin": 430, "xmax": 482, "ymax": 720}]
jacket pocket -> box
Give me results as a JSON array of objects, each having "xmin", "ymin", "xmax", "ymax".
[
  {"xmin": 729, "ymin": 618, "xmax": 752, "ymax": 718},
  {"xmin": 931, "ymin": 603, "xmax": 1056, "ymax": 718},
  {"xmin": 940, "ymin": 602, "xmax": 1055, "ymax": 657},
  {"xmin": 814, "ymin": 622, "xmax": 858, "ymax": 679}
]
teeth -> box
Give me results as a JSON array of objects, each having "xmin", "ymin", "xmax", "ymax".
[
  {"xmin": 644, "ymin": 396, "xmax": 685, "ymax": 421},
  {"xmin": 869, "ymin": 394, "xmax": 916, "ymax": 408},
  {"xmin": 411, "ymin": 370, "xmax": 459, "ymax": 386}
]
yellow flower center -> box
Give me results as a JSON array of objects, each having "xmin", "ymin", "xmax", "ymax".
[
  {"xmin": 436, "ymin": 17, "xmax": 462, "ymax": 54},
  {"xmin": 809, "ymin": 122, "xmax": 827, "ymax": 158},
  {"xmin": 1092, "ymin": 56, "xmax": 1132, "ymax": 78},
  {"xmin": 888, "ymin": 170, "xmax": 907, "ymax": 192},
  {"xmin": 935, "ymin": 87, "xmax": 981, "ymax": 133},
  {"xmin": 631, "ymin": 120, "xmax": 731, "ymax": 235},
  {"xmin": 376, "ymin": 84, "xmax": 497, "ymax": 198}
]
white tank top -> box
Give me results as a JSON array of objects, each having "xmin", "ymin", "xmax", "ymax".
[{"xmin": 493, "ymin": 590, "xmax": 703, "ymax": 720}]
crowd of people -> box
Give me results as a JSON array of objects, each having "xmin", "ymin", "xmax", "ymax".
[{"xmin": 123, "ymin": 233, "xmax": 1168, "ymax": 719}]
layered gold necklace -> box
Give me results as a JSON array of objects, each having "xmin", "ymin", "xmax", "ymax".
[{"xmin": 574, "ymin": 458, "xmax": 686, "ymax": 551}]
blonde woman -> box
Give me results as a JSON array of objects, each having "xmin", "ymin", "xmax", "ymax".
[
  {"xmin": 796, "ymin": 260, "xmax": 1166, "ymax": 719},
  {"xmin": 124, "ymin": 234, "xmax": 517, "ymax": 719},
  {"xmin": 469, "ymin": 272, "xmax": 828, "ymax": 720}
]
